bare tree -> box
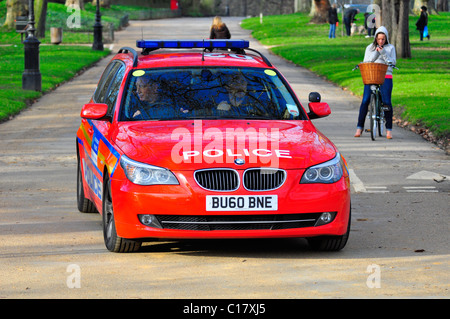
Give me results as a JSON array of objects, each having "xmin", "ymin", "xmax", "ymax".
[
  {"xmin": 35, "ymin": 0, "xmax": 48, "ymax": 38},
  {"xmin": 413, "ymin": 0, "xmax": 438, "ymax": 14},
  {"xmin": 295, "ymin": 0, "xmax": 311, "ymax": 13},
  {"xmin": 3, "ymin": 0, "xmax": 28, "ymax": 29},
  {"xmin": 437, "ymin": 0, "xmax": 448, "ymax": 11},
  {"xmin": 395, "ymin": 0, "xmax": 411, "ymax": 58},
  {"xmin": 65, "ymin": 0, "xmax": 84, "ymax": 10},
  {"xmin": 381, "ymin": 0, "xmax": 411, "ymax": 58},
  {"xmin": 309, "ymin": 0, "xmax": 331, "ymax": 24},
  {"xmin": 92, "ymin": 0, "xmax": 111, "ymax": 8}
]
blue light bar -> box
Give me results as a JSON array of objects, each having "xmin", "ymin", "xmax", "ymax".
[{"xmin": 136, "ymin": 39, "xmax": 250, "ymax": 50}]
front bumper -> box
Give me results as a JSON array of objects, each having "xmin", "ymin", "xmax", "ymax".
[{"xmin": 111, "ymin": 169, "xmax": 351, "ymax": 240}]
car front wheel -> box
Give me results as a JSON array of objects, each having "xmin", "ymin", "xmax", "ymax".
[{"xmin": 102, "ymin": 175, "xmax": 141, "ymax": 253}]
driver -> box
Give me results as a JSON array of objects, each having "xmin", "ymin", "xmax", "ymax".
[{"xmin": 131, "ymin": 75, "xmax": 171, "ymax": 120}]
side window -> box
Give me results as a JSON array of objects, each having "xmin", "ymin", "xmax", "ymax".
[
  {"xmin": 93, "ymin": 62, "xmax": 121, "ymax": 103},
  {"xmin": 104, "ymin": 64, "xmax": 125, "ymax": 115}
]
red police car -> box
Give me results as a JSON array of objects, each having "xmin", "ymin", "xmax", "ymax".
[{"xmin": 76, "ymin": 40, "xmax": 351, "ymax": 252}]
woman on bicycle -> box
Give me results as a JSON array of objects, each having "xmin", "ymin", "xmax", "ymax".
[{"xmin": 354, "ymin": 26, "xmax": 396, "ymax": 139}]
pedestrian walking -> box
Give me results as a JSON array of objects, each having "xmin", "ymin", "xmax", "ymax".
[
  {"xmin": 364, "ymin": 12, "xmax": 376, "ymax": 38},
  {"xmin": 328, "ymin": 4, "xmax": 339, "ymax": 39},
  {"xmin": 415, "ymin": 6, "xmax": 430, "ymax": 41}
]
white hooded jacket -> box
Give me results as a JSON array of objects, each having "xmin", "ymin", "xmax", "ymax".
[{"xmin": 363, "ymin": 26, "xmax": 397, "ymax": 76}]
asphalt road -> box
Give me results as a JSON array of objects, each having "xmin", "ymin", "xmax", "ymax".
[{"xmin": 0, "ymin": 17, "xmax": 448, "ymax": 300}]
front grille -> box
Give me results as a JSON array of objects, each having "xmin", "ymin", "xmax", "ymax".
[
  {"xmin": 194, "ymin": 169, "xmax": 239, "ymax": 191},
  {"xmin": 243, "ymin": 168, "xmax": 286, "ymax": 191},
  {"xmin": 194, "ymin": 168, "xmax": 286, "ymax": 191},
  {"xmin": 156, "ymin": 213, "xmax": 321, "ymax": 231}
]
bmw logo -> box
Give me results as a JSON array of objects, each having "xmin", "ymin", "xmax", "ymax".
[{"xmin": 234, "ymin": 158, "xmax": 245, "ymax": 165}]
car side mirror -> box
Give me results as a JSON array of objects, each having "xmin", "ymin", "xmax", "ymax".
[
  {"xmin": 308, "ymin": 102, "xmax": 331, "ymax": 119},
  {"xmin": 307, "ymin": 92, "xmax": 330, "ymax": 119},
  {"xmin": 80, "ymin": 103, "xmax": 109, "ymax": 120}
]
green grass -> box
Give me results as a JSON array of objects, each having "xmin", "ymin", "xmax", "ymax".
[
  {"xmin": 0, "ymin": 1, "xmax": 116, "ymax": 121},
  {"xmin": 0, "ymin": 45, "xmax": 110, "ymax": 120},
  {"xmin": 0, "ymin": 2, "xmax": 170, "ymax": 44},
  {"xmin": 242, "ymin": 13, "xmax": 450, "ymax": 139}
]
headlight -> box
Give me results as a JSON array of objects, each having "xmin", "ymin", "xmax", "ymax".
[
  {"xmin": 300, "ymin": 153, "xmax": 344, "ymax": 184},
  {"xmin": 120, "ymin": 155, "xmax": 179, "ymax": 186}
]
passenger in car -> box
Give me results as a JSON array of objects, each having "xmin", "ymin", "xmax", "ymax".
[{"xmin": 216, "ymin": 74, "xmax": 268, "ymax": 118}]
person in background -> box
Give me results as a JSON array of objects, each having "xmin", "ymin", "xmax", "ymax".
[
  {"xmin": 415, "ymin": 6, "xmax": 430, "ymax": 41},
  {"xmin": 344, "ymin": 8, "xmax": 359, "ymax": 36},
  {"xmin": 209, "ymin": 16, "xmax": 231, "ymax": 39},
  {"xmin": 328, "ymin": 4, "xmax": 339, "ymax": 39},
  {"xmin": 354, "ymin": 26, "xmax": 396, "ymax": 140},
  {"xmin": 364, "ymin": 12, "xmax": 376, "ymax": 38}
]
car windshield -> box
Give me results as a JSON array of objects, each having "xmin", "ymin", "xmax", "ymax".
[{"xmin": 120, "ymin": 67, "xmax": 306, "ymax": 121}]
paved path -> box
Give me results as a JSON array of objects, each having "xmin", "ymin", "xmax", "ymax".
[{"xmin": 0, "ymin": 17, "xmax": 448, "ymax": 299}]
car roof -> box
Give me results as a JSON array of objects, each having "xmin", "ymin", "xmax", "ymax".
[{"xmin": 114, "ymin": 39, "xmax": 274, "ymax": 70}]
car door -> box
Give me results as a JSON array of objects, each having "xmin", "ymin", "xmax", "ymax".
[
  {"xmin": 93, "ymin": 62, "xmax": 126, "ymax": 180},
  {"xmin": 81, "ymin": 61, "xmax": 124, "ymax": 203}
]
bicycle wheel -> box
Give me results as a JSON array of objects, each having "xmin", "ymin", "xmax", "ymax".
[
  {"xmin": 378, "ymin": 109, "xmax": 385, "ymax": 137},
  {"xmin": 378, "ymin": 95, "xmax": 386, "ymax": 137},
  {"xmin": 368, "ymin": 93, "xmax": 377, "ymax": 141}
]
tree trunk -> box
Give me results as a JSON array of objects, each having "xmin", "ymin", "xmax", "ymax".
[
  {"xmin": 65, "ymin": 0, "xmax": 84, "ymax": 10},
  {"xmin": 413, "ymin": 0, "xmax": 438, "ymax": 14},
  {"xmin": 390, "ymin": 0, "xmax": 400, "ymax": 47},
  {"xmin": 395, "ymin": 0, "xmax": 411, "ymax": 58},
  {"xmin": 295, "ymin": 0, "xmax": 311, "ymax": 13},
  {"xmin": 35, "ymin": 0, "xmax": 48, "ymax": 38},
  {"xmin": 92, "ymin": 0, "xmax": 111, "ymax": 8},
  {"xmin": 309, "ymin": 0, "xmax": 331, "ymax": 24},
  {"xmin": 437, "ymin": 0, "xmax": 448, "ymax": 11},
  {"xmin": 381, "ymin": 0, "xmax": 393, "ymax": 36},
  {"xmin": 3, "ymin": 0, "xmax": 28, "ymax": 30},
  {"xmin": 381, "ymin": 0, "xmax": 411, "ymax": 58},
  {"xmin": 336, "ymin": 0, "xmax": 345, "ymax": 36}
]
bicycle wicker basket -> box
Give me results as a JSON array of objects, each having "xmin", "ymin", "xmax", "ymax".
[{"xmin": 358, "ymin": 62, "xmax": 388, "ymax": 85}]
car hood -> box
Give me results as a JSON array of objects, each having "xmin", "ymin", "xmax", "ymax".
[{"xmin": 113, "ymin": 120, "xmax": 337, "ymax": 170}]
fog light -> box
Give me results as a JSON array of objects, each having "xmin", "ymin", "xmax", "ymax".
[
  {"xmin": 315, "ymin": 212, "xmax": 336, "ymax": 226},
  {"xmin": 138, "ymin": 214, "xmax": 163, "ymax": 229}
]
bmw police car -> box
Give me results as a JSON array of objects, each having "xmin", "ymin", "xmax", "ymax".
[{"xmin": 76, "ymin": 39, "xmax": 351, "ymax": 252}]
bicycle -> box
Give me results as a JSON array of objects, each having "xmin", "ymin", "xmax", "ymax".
[{"xmin": 353, "ymin": 62, "xmax": 398, "ymax": 141}]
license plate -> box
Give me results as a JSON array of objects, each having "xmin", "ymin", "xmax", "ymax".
[{"xmin": 206, "ymin": 195, "xmax": 278, "ymax": 211}]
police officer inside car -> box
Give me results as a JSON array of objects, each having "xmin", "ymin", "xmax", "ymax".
[
  {"xmin": 131, "ymin": 75, "xmax": 173, "ymax": 120},
  {"xmin": 216, "ymin": 74, "xmax": 267, "ymax": 118}
]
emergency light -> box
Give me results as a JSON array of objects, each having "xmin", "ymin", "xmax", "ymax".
[{"xmin": 136, "ymin": 39, "xmax": 250, "ymax": 50}]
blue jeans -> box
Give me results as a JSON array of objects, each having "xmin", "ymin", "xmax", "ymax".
[
  {"xmin": 329, "ymin": 23, "xmax": 336, "ymax": 38},
  {"xmin": 357, "ymin": 78, "xmax": 393, "ymax": 131}
]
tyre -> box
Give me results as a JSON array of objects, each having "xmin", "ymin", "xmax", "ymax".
[
  {"xmin": 369, "ymin": 94, "xmax": 377, "ymax": 141},
  {"xmin": 307, "ymin": 207, "xmax": 351, "ymax": 252},
  {"xmin": 77, "ymin": 158, "xmax": 97, "ymax": 213},
  {"xmin": 378, "ymin": 108, "xmax": 385, "ymax": 137},
  {"xmin": 102, "ymin": 174, "xmax": 141, "ymax": 253}
]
